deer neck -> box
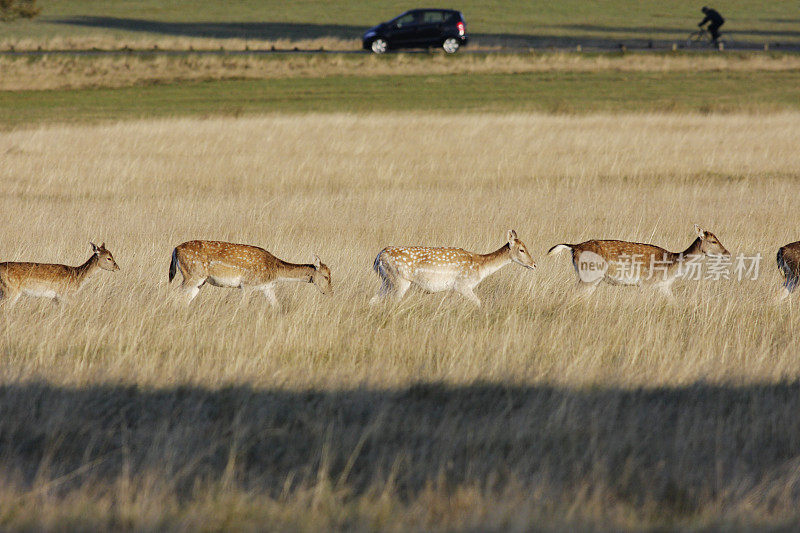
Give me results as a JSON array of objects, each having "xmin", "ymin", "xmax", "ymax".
[
  {"xmin": 277, "ymin": 262, "xmax": 316, "ymax": 284},
  {"xmin": 677, "ymin": 238, "xmax": 703, "ymax": 261},
  {"xmin": 74, "ymin": 254, "xmax": 101, "ymax": 285},
  {"xmin": 476, "ymin": 243, "xmax": 511, "ymax": 280}
]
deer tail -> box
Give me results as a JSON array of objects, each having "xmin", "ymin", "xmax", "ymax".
[
  {"xmin": 547, "ymin": 244, "xmax": 574, "ymax": 256},
  {"xmin": 372, "ymin": 249, "xmax": 397, "ymax": 280},
  {"xmin": 169, "ymin": 248, "xmax": 178, "ymax": 283}
]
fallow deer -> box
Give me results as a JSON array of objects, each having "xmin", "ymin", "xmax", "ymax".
[
  {"xmin": 777, "ymin": 241, "xmax": 800, "ymax": 301},
  {"xmin": 548, "ymin": 224, "xmax": 729, "ymax": 298},
  {"xmin": 168, "ymin": 240, "xmax": 332, "ymax": 306},
  {"xmin": 0, "ymin": 242, "xmax": 119, "ymax": 307},
  {"xmin": 370, "ymin": 230, "xmax": 536, "ymax": 306}
]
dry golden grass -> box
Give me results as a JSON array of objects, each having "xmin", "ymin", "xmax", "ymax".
[
  {"xmin": 4, "ymin": 51, "xmax": 800, "ymax": 91},
  {"xmin": 1, "ymin": 113, "xmax": 800, "ymax": 529}
]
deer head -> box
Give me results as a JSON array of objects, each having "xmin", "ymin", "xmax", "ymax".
[
  {"xmin": 694, "ymin": 225, "xmax": 730, "ymax": 257},
  {"xmin": 507, "ymin": 230, "xmax": 536, "ymax": 270},
  {"xmin": 91, "ymin": 242, "xmax": 120, "ymax": 271},
  {"xmin": 310, "ymin": 254, "xmax": 332, "ymax": 295}
]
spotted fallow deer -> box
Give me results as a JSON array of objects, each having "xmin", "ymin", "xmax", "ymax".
[
  {"xmin": 370, "ymin": 230, "xmax": 536, "ymax": 307},
  {"xmin": 0, "ymin": 242, "xmax": 119, "ymax": 307},
  {"xmin": 168, "ymin": 240, "xmax": 332, "ymax": 306},
  {"xmin": 548, "ymin": 224, "xmax": 729, "ymax": 298},
  {"xmin": 777, "ymin": 241, "xmax": 800, "ymax": 301}
]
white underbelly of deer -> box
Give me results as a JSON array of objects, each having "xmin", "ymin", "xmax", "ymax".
[
  {"xmin": 407, "ymin": 267, "xmax": 466, "ymax": 293},
  {"xmin": 206, "ymin": 275, "xmax": 243, "ymax": 288},
  {"xmin": 23, "ymin": 287, "xmax": 58, "ymax": 299}
]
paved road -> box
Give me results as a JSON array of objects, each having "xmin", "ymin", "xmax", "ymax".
[{"xmin": 2, "ymin": 41, "xmax": 798, "ymax": 56}]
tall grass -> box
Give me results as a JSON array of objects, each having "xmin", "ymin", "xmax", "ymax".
[{"xmin": 1, "ymin": 113, "xmax": 800, "ymax": 529}]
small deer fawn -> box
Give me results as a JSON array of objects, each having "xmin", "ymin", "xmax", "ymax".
[
  {"xmin": 0, "ymin": 242, "xmax": 119, "ymax": 307},
  {"xmin": 548, "ymin": 224, "xmax": 729, "ymax": 298},
  {"xmin": 168, "ymin": 240, "xmax": 332, "ymax": 306},
  {"xmin": 370, "ymin": 229, "xmax": 536, "ymax": 306},
  {"xmin": 777, "ymin": 241, "xmax": 800, "ymax": 301}
]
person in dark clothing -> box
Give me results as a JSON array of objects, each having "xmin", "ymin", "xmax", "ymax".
[{"xmin": 698, "ymin": 6, "xmax": 725, "ymax": 43}]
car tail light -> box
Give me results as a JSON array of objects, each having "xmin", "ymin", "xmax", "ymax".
[{"xmin": 457, "ymin": 21, "xmax": 465, "ymax": 36}]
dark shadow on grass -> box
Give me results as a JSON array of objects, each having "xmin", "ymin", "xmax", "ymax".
[
  {"xmin": 2, "ymin": 380, "xmax": 800, "ymax": 515},
  {"xmin": 49, "ymin": 16, "xmax": 366, "ymax": 41}
]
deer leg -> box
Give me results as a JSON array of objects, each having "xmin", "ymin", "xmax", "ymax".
[
  {"xmin": 369, "ymin": 278, "xmax": 394, "ymax": 306},
  {"xmin": 180, "ymin": 277, "xmax": 204, "ymax": 305},
  {"xmin": 456, "ymin": 286, "xmax": 482, "ymax": 307},
  {"xmin": 576, "ymin": 279, "xmax": 600, "ymax": 299},
  {"xmin": 240, "ymin": 285, "xmax": 255, "ymax": 304},
  {"xmin": 659, "ymin": 286, "xmax": 677, "ymax": 303},
  {"xmin": 392, "ymin": 279, "xmax": 412, "ymax": 303},
  {"xmin": 0, "ymin": 289, "xmax": 20, "ymax": 309},
  {"xmin": 184, "ymin": 286, "xmax": 201, "ymax": 305},
  {"xmin": 778, "ymin": 276, "xmax": 796, "ymax": 301},
  {"xmin": 655, "ymin": 280, "xmax": 677, "ymax": 301},
  {"xmin": 261, "ymin": 284, "xmax": 280, "ymax": 309}
]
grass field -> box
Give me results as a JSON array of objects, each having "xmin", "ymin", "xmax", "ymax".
[
  {"xmin": 3, "ymin": 51, "xmax": 800, "ymax": 92},
  {"xmin": 2, "ymin": 68, "xmax": 800, "ymax": 127},
  {"xmin": 1, "ymin": 113, "xmax": 800, "ymax": 529},
  {"xmin": 3, "ymin": 5, "xmax": 800, "ymax": 528},
  {"xmin": 1, "ymin": 0, "xmax": 799, "ymax": 49}
]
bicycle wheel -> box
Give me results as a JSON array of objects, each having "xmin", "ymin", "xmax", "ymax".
[{"xmin": 686, "ymin": 30, "xmax": 709, "ymax": 48}]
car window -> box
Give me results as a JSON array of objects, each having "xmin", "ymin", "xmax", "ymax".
[
  {"xmin": 422, "ymin": 11, "xmax": 445, "ymax": 23},
  {"xmin": 443, "ymin": 12, "xmax": 459, "ymax": 23},
  {"xmin": 394, "ymin": 13, "xmax": 416, "ymax": 27}
]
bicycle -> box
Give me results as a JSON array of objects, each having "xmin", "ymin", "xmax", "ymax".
[{"xmin": 686, "ymin": 28, "xmax": 725, "ymax": 48}]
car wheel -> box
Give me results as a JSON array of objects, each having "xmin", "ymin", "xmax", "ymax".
[
  {"xmin": 442, "ymin": 38, "xmax": 460, "ymax": 54},
  {"xmin": 371, "ymin": 38, "xmax": 388, "ymax": 54}
]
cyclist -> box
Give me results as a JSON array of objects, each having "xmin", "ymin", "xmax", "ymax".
[{"xmin": 698, "ymin": 6, "xmax": 725, "ymax": 44}]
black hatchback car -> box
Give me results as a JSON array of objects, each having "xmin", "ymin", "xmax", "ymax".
[{"xmin": 362, "ymin": 9, "xmax": 468, "ymax": 54}]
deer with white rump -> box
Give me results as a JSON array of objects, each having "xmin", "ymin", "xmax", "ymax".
[
  {"xmin": 548, "ymin": 224, "xmax": 729, "ymax": 298},
  {"xmin": 168, "ymin": 240, "xmax": 332, "ymax": 306},
  {"xmin": 0, "ymin": 242, "xmax": 119, "ymax": 307},
  {"xmin": 370, "ymin": 230, "xmax": 536, "ymax": 306}
]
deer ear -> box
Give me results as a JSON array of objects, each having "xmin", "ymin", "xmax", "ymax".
[
  {"xmin": 694, "ymin": 224, "xmax": 706, "ymax": 239},
  {"xmin": 90, "ymin": 242, "xmax": 99, "ymax": 253},
  {"xmin": 101, "ymin": 242, "xmax": 106, "ymax": 250},
  {"xmin": 507, "ymin": 229, "xmax": 518, "ymax": 243},
  {"xmin": 312, "ymin": 254, "xmax": 322, "ymax": 269}
]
